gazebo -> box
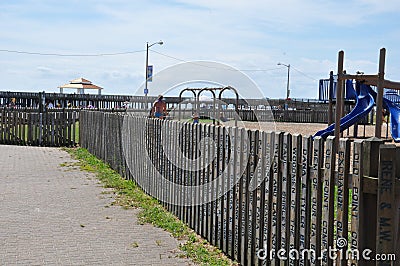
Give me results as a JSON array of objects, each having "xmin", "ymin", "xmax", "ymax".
[{"xmin": 58, "ymin": 78, "xmax": 103, "ymax": 95}]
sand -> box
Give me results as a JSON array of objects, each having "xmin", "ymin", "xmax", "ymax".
[{"xmin": 221, "ymin": 120, "xmax": 398, "ymax": 145}]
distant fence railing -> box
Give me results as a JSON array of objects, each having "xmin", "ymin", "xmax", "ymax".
[
  {"xmin": 237, "ymin": 109, "xmax": 373, "ymax": 124},
  {"xmin": 80, "ymin": 111, "xmax": 399, "ymax": 265},
  {"xmin": 169, "ymin": 109, "xmax": 330, "ymax": 123},
  {"xmin": 0, "ymin": 108, "xmax": 78, "ymax": 146},
  {"xmin": 172, "ymin": 108, "xmax": 374, "ymax": 124},
  {"xmin": 0, "ymin": 107, "xmax": 127, "ymax": 147}
]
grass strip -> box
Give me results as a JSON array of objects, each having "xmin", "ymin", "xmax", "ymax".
[{"xmin": 64, "ymin": 147, "xmax": 236, "ymax": 266}]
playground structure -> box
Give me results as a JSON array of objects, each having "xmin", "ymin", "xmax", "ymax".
[
  {"xmin": 315, "ymin": 48, "xmax": 400, "ymax": 144},
  {"xmin": 177, "ymin": 86, "xmax": 240, "ymax": 126}
]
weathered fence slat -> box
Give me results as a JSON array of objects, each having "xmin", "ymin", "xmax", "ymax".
[
  {"xmin": 225, "ymin": 126, "xmax": 234, "ymax": 259},
  {"xmin": 376, "ymin": 144, "xmax": 397, "ymax": 266},
  {"xmin": 216, "ymin": 126, "xmax": 224, "ymax": 250},
  {"xmin": 270, "ymin": 132, "xmax": 283, "ymax": 265},
  {"xmin": 280, "ymin": 132, "xmax": 292, "ymax": 263},
  {"xmin": 255, "ymin": 130, "xmax": 264, "ymax": 266},
  {"xmin": 223, "ymin": 126, "xmax": 231, "ymax": 257},
  {"xmin": 321, "ymin": 136, "xmax": 335, "ymax": 266},
  {"xmin": 232, "ymin": 125, "xmax": 240, "ymax": 261},
  {"xmin": 336, "ymin": 138, "xmax": 350, "ymax": 265},
  {"xmin": 299, "ymin": 136, "xmax": 312, "ymax": 266},
  {"xmin": 261, "ymin": 131, "xmax": 274, "ymax": 266},
  {"xmin": 238, "ymin": 127, "xmax": 247, "ymax": 265},
  {"xmin": 310, "ymin": 137, "xmax": 323, "ymax": 265},
  {"xmin": 205, "ymin": 124, "xmax": 212, "ymax": 243},
  {"xmin": 201, "ymin": 123, "xmax": 208, "ymax": 239},
  {"xmin": 210, "ymin": 125, "xmax": 217, "ymax": 246},
  {"xmin": 193, "ymin": 123, "xmax": 200, "ymax": 233},
  {"xmin": 289, "ymin": 134, "xmax": 302, "ymax": 266},
  {"xmin": 247, "ymin": 129, "xmax": 256, "ymax": 265}
]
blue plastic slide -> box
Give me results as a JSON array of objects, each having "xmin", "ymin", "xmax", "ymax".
[
  {"xmin": 384, "ymin": 90, "xmax": 400, "ymax": 106},
  {"xmin": 366, "ymin": 85, "xmax": 400, "ymax": 142},
  {"xmin": 314, "ymin": 82, "xmax": 374, "ymax": 139},
  {"xmin": 383, "ymin": 99, "xmax": 400, "ymax": 142}
]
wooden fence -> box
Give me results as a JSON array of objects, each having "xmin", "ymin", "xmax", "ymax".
[
  {"xmin": 0, "ymin": 108, "xmax": 78, "ymax": 146},
  {"xmin": 172, "ymin": 109, "xmax": 329, "ymax": 123},
  {"xmin": 175, "ymin": 108, "xmax": 374, "ymax": 125},
  {"xmin": 80, "ymin": 111, "xmax": 399, "ymax": 265}
]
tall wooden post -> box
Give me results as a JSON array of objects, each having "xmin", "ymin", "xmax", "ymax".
[
  {"xmin": 38, "ymin": 91, "xmax": 45, "ymax": 113},
  {"xmin": 340, "ymin": 70, "xmax": 346, "ymax": 130},
  {"xmin": 360, "ymin": 137, "xmax": 383, "ymax": 265},
  {"xmin": 335, "ymin": 51, "xmax": 344, "ymax": 148},
  {"xmin": 328, "ymin": 71, "xmax": 334, "ymax": 125},
  {"xmin": 375, "ymin": 48, "xmax": 386, "ymax": 138}
]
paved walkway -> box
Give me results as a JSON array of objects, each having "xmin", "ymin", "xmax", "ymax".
[{"xmin": 0, "ymin": 145, "xmax": 193, "ymax": 265}]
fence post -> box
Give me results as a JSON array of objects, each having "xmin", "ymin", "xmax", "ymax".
[
  {"xmin": 328, "ymin": 71, "xmax": 334, "ymax": 125},
  {"xmin": 38, "ymin": 91, "xmax": 45, "ymax": 113},
  {"xmin": 376, "ymin": 144, "xmax": 397, "ymax": 266},
  {"xmin": 360, "ymin": 137, "xmax": 383, "ymax": 258}
]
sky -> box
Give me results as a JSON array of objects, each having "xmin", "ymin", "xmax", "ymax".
[{"xmin": 1, "ymin": 0, "xmax": 400, "ymax": 99}]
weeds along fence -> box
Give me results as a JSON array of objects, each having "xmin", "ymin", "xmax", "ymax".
[
  {"xmin": 80, "ymin": 110, "xmax": 399, "ymax": 266},
  {"xmin": 0, "ymin": 108, "xmax": 78, "ymax": 146}
]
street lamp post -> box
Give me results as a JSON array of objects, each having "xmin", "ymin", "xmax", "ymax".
[
  {"xmin": 277, "ymin": 62, "xmax": 290, "ymax": 99},
  {"xmin": 145, "ymin": 40, "xmax": 163, "ymax": 106}
]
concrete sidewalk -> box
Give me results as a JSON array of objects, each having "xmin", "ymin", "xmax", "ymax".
[{"xmin": 0, "ymin": 145, "xmax": 193, "ymax": 265}]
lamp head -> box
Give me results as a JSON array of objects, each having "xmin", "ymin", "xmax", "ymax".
[
  {"xmin": 148, "ymin": 40, "xmax": 164, "ymax": 48},
  {"xmin": 277, "ymin": 62, "xmax": 289, "ymax": 67}
]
